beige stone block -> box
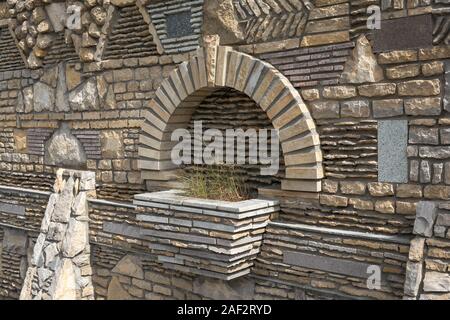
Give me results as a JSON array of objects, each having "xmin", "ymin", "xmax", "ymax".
[
  {"xmin": 386, "ymin": 64, "xmax": 420, "ymax": 79},
  {"xmin": 279, "ymin": 118, "xmax": 316, "ymax": 141},
  {"xmin": 234, "ymin": 55, "xmax": 256, "ymax": 92},
  {"xmin": 178, "ymin": 61, "xmax": 194, "ymax": 95},
  {"xmin": 320, "ymin": 194, "xmax": 348, "ymax": 207},
  {"xmin": 349, "ymin": 198, "xmax": 373, "ymax": 210},
  {"xmin": 252, "ymin": 68, "xmax": 276, "ymax": 104},
  {"xmin": 322, "ymin": 179, "xmax": 339, "ymax": 193},
  {"xmin": 286, "ymin": 166, "xmax": 324, "ymax": 179},
  {"xmin": 266, "ymin": 91, "xmax": 294, "ymax": 119},
  {"xmin": 284, "ymin": 146, "xmax": 322, "ymax": 166},
  {"xmin": 375, "ymin": 200, "xmax": 395, "ymax": 214},
  {"xmin": 340, "ymin": 181, "xmax": 366, "ymax": 195},
  {"xmin": 378, "ymin": 50, "xmax": 418, "ymax": 64},
  {"xmin": 141, "ymin": 121, "xmax": 163, "ymax": 140},
  {"xmin": 300, "ymin": 31, "xmax": 349, "ymax": 47},
  {"xmin": 215, "ymin": 46, "xmax": 231, "ymax": 87},
  {"xmin": 322, "ymin": 85, "xmax": 357, "ymax": 99},
  {"xmin": 368, "ymin": 182, "xmax": 394, "ymax": 197},
  {"xmin": 282, "ymin": 132, "xmax": 320, "ymax": 153},
  {"xmin": 244, "ymin": 61, "xmax": 266, "ymax": 97},
  {"xmin": 358, "ymin": 83, "xmax": 396, "ymax": 97},
  {"xmin": 398, "ymin": 79, "xmax": 441, "ymax": 96},
  {"xmin": 282, "ymin": 179, "xmax": 321, "ymax": 192},
  {"xmin": 196, "ymin": 48, "xmax": 207, "ymax": 88},
  {"xmin": 272, "ymin": 104, "xmax": 303, "ymax": 128},
  {"xmin": 161, "ymin": 79, "xmax": 181, "ymax": 107},
  {"xmin": 169, "ymin": 70, "xmax": 187, "ymax": 101},
  {"xmin": 148, "ymin": 100, "xmax": 170, "ymax": 122},
  {"xmin": 225, "ymin": 51, "xmax": 242, "ymax": 88},
  {"xmin": 156, "ymin": 89, "xmax": 176, "ymax": 114},
  {"xmin": 143, "ymin": 110, "xmax": 165, "ymax": 131}
]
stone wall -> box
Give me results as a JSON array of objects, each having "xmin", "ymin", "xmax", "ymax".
[{"xmin": 0, "ymin": 0, "xmax": 449, "ymax": 300}]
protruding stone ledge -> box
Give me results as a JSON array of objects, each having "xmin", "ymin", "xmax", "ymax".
[{"xmin": 127, "ymin": 190, "xmax": 279, "ymax": 280}]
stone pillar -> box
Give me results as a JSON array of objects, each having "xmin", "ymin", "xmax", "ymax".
[{"xmin": 20, "ymin": 169, "xmax": 96, "ymax": 300}]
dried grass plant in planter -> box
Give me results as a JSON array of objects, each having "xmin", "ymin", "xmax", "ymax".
[{"xmin": 182, "ymin": 165, "xmax": 249, "ymax": 202}]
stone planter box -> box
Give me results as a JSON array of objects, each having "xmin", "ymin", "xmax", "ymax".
[{"xmin": 133, "ymin": 190, "xmax": 279, "ymax": 280}]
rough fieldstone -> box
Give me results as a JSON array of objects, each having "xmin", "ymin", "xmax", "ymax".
[
  {"xmin": 340, "ymin": 181, "xmax": 366, "ymax": 195},
  {"xmin": 404, "ymin": 261, "xmax": 423, "ymax": 297},
  {"xmin": 358, "ymin": 83, "xmax": 396, "ymax": 97},
  {"xmin": 414, "ymin": 201, "xmax": 437, "ymax": 237},
  {"xmin": 33, "ymin": 82, "xmax": 55, "ymax": 112},
  {"xmin": 404, "ymin": 97, "xmax": 442, "ymax": 115},
  {"xmin": 398, "ymin": 80, "xmax": 441, "ymax": 96},
  {"xmin": 69, "ymin": 78, "xmax": 99, "ymax": 110},
  {"xmin": 423, "ymin": 271, "xmax": 450, "ymax": 292},
  {"xmin": 62, "ymin": 218, "xmax": 88, "ymax": 258},
  {"xmin": 320, "ymin": 194, "xmax": 348, "ymax": 207},
  {"xmin": 50, "ymin": 259, "xmax": 77, "ymax": 300},
  {"xmin": 322, "ymin": 86, "xmax": 357, "ymax": 99},
  {"xmin": 340, "ymin": 35, "xmax": 384, "ymax": 83},
  {"xmin": 100, "ymin": 130, "xmax": 124, "ymax": 158},
  {"xmin": 408, "ymin": 237, "xmax": 425, "ymax": 262},
  {"xmin": 44, "ymin": 124, "xmax": 87, "ymax": 168},
  {"xmin": 386, "ymin": 64, "xmax": 420, "ymax": 79},
  {"xmin": 45, "ymin": 2, "xmax": 67, "ymax": 32},
  {"xmin": 202, "ymin": 0, "xmax": 244, "ymax": 45},
  {"xmin": 368, "ymin": 182, "xmax": 394, "ymax": 197},
  {"xmin": 340, "ymin": 100, "xmax": 370, "ymax": 118},
  {"xmin": 409, "ymin": 127, "xmax": 439, "ymax": 145},
  {"xmin": 309, "ymin": 101, "xmax": 339, "ymax": 119}
]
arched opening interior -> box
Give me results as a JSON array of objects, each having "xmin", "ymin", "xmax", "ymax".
[{"xmin": 181, "ymin": 88, "xmax": 285, "ymax": 198}]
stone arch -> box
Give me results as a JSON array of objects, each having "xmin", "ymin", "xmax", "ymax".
[{"xmin": 138, "ymin": 36, "xmax": 324, "ymax": 192}]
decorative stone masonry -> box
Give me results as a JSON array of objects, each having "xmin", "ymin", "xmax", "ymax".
[
  {"xmin": 403, "ymin": 201, "xmax": 450, "ymax": 300},
  {"xmin": 128, "ymin": 190, "xmax": 279, "ymax": 280},
  {"xmin": 138, "ymin": 35, "xmax": 324, "ymax": 193},
  {"xmin": 20, "ymin": 168, "xmax": 96, "ymax": 300}
]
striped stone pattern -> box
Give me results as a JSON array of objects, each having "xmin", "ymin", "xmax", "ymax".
[
  {"xmin": 73, "ymin": 130, "xmax": 102, "ymax": 160},
  {"xmin": 146, "ymin": 0, "xmax": 203, "ymax": 54},
  {"xmin": 103, "ymin": 4, "xmax": 159, "ymax": 60},
  {"xmin": 26, "ymin": 128, "xmax": 53, "ymax": 156},
  {"xmin": 349, "ymin": 0, "xmax": 379, "ymax": 40},
  {"xmin": 43, "ymin": 32, "xmax": 78, "ymax": 66},
  {"xmin": 138, "ymin": 44, "xmax": 324, "ymax": 192},
  {"xmin": 0, "ymin": 26, "xmax": 25, "ymax": 71},
  {"xmin": 122, "ymin": 192, "xmax": 279, "ymax": 280},
  {"xmin": 259, "ymin": 42, "xmax": 354, "ymax": 88},
  {"xmin": 318, "ymin": 119, "xmax": 378, "ymax": 180},
  {"xmin": 234, "ymin": 0, "xmax": 310, "ymax": 43}
]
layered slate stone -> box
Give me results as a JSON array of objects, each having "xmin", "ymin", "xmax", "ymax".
[
  {"xmin": 138, "ymin": 37, "xmax": 324, "ymax": 193},
  {"xmin": 145, "ymin": 0, "xmax": 204, "ymax": 54},
  {"xmin": 126, "ymin": 190, "xmax": 279, "ymax": 280},
  {"xmin": 102, "ymin": 4, "xmax": 159, "ymax": 60},
  {"xmin": 0, "ymin": 23, "xmax": 26, "ymax": 71}
]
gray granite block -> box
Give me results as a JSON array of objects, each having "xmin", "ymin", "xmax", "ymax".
[
  {"xmin": 0, "ymin": 202, "xmax": 26, "ymax": 215},
  {"xmin": 414, "ymin": 201, "xmax": 438, "ymax": 237},
  {"xmin": 378, "ymin": 120, "xmax": 408, "ymax": 183}
]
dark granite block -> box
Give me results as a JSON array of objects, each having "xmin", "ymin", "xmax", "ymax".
[
  {"xmin": 373, "ymin": 14, "xmax": 433, "ymax": 52},
  {"xmin": 166, "ymin": 11, "xmax": 194, "ymax": 39}
]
